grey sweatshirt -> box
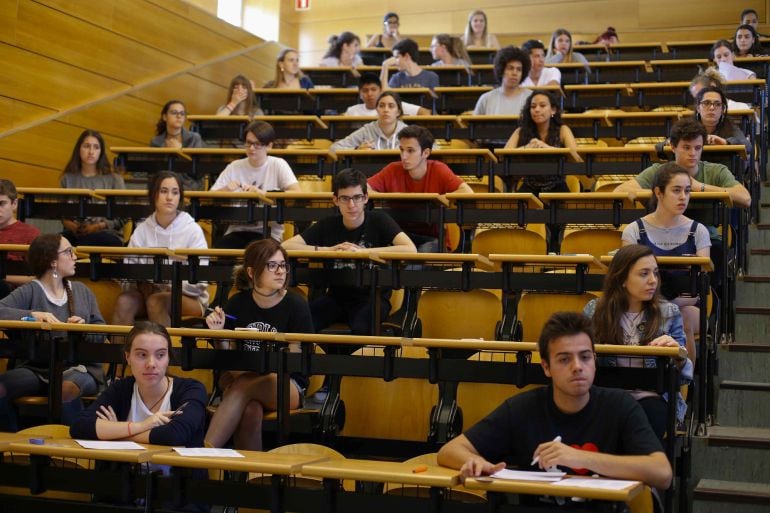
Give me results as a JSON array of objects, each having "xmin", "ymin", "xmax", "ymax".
[{"xmin": 330, "ymin": 120, "xmax": 408, "ymax": 152}]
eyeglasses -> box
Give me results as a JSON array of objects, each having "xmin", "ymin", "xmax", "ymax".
[
  {"xmin": 337, "ymin": 194, "xmax": 367, "ymax": 204},
  {"xmin": 699, "ymin": 100, "xmax": 723, "ymax": 109},
  {"xmin": 168, "ymin": 110, "xmax": 187, "ymax": 117},
  {"xmin": 58, "ymin": 247, "xmax": 76, "ymax": 258},
  {"xmin": 385, "ymin": 20, "xmax": 399, "ymax": 26},
  {"xmin": 265, "ymin": 261, "xmax": 287, "ymax": 272},
  {"xmin": 243, "ymin": 140, "xmax": 264, "ymax": 149}
]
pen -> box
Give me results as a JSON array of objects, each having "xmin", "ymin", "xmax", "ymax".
[
  {"xmin": 530, "ymin": 435, "xmax": 562, "ymax": 466},
  {"xmin": 171, "ymin": 401, "xmax": 189, "ymax": 417},
  {"xmin": 412, "ymin": 465, "xmax": 428, "ymax": 473},
  {"xmin": 205, "ymin": 308, "xmax": 237, "ymax": 321}
]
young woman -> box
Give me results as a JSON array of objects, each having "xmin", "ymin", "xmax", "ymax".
[
  {"xmin": 112, "ymin": 171, "xmax": 209, "ymax": 327},
  {"xmin": 732, "ymin": 24, "xmax": 765, "ymax": 57},
  {"xmin": 216, "ymin": 75, "xmax": 263, "ymax": 117},
  {"xmin": 366, "ymin": 12, "xmax": 401, "ymax": 49},
  {"xmin": 204, "ymin": 239, "xmax": 313, "ymax": 450},
  {"xmin": 0, "ymin": 233, "xmax": 106, "ymax": 430},
  {"xmin": 505, "ymin": 90, "xmax": 582, "ymax": 192},
  {"xmin": 545, "ymin": 28, "xmax": 590, "ymax": 69},
  {"xmin": 150, "ymin": 100, "xmax": 204, "ymax": 148},
  {"xmin": 593, "ymin": 26, "xmax": 619, "ymax": 46},
  {"xmin": 319, "ymin": 32, "xmax": 363, "ymax": 67},
  {"xmin": 70, "ymin": 321, "xmax": 207, "ymax": 446},
  {"xmin": 61, "ymin": 129, "xmax": 126, "ymax": 247},
  {"xmin": 710, "ymin": 39, "xmax": 757, "ymax": 80},
  {"xmin": 263, "ymin": 48, "xmax": 314, "ymax": 89},
  {"xmin": 330, "ymin": 91, "xmax": 407, "ymax": 151},
  {"xmin": 583, "ymin": 244, "xmax": 693, "ymax": 439},
  {"xmin": 689, "ymin": 68, "xmax": 751, "ymax": 111},
  {"xmin": 462, "ymin": 10, "xmax": 500, "ymax": 49},
  {"xmin": 430, "ymin": 33, "xmax": 471, "ymax": 67},
  {"xmin": 694, "ymin": 86, "xmax": 752, "ymax": 154},
  {"xmin": 621, "ymin": 162, "xmax": 711, "ymax": 363}
]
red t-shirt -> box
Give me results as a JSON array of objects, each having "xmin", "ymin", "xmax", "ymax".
[
  {"xmin": 0, "ymin": 221, "xmax": 40, "ymax": 260},
  {"xmin": 368, "ymin": 160, "xmax": 464, "ymax": 246}
]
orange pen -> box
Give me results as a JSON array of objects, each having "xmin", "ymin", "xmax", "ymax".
[{"xmin": 412, "ymin": 464, "xmax": 429, "ymax": 473}]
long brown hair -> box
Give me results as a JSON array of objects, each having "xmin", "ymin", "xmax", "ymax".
[
  {"xmin": 593, "ymin": 244, "xmax": 662, "ymax": 345},
  {"xmin": 233, "ymin": 239, "xmax": 289, "ymax": 291},
  {"xmin": 62, "ymin": 129, "xmax": 112, "ymax": 177},
  {"xmin": 26, "ymin": 233, "xmax": 75, "ymax": 318},
  {"xmin": 269, "ymin": 48, "xmax": 306, "ymax": 88}
]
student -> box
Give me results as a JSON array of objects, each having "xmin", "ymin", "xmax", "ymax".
[
  {"xmin": 462, "ymin": 10, "xmax": 500, "ymax": 49},
  {"xmin": 0, "ymin": 233, "xmax": 106, "ymax": 431},
  {"xmin": 70, "ymin": 322, "xmax": 206, "ymax": 446},
  {"xmin": 437, "ymin": 311, "xmax": 672, "ymax": 491},
  {"xmin": 61, "ymin": 129, "xmax": 126, "ymax": 247},
  {"xmin": 521, "ymin": 39, "xmax": 561, "ymax": 87},
  {"xmin": 151, "ymin": 100, "xmax": 205, "ymax": 148},
  {"xmin": 732, "ymin": 24, "xmax": 765, "ymax": 57},
  {"xmin": 545, "ymin": 28, "xmax": 590, "ymax": 70},
  {"xmin": 344, "ymin": 73, "xmax": 430, "ymax": 116},
  {"xmin": 473, "ymin": 46, "xmax": 532, "ymax": 115},
  {"xmin": 204, "ymin": 239, "xmax": 313, "ymax": 450},
  {"xmin": 210, "ymin": 120, "xmax": 300, "ymax": 246},
  {"xmin": 430, "ymin": 34, "xmax": 471, "ymax": 67},
  {"xmin": 263, "ymin": 48, "xmax": 314, "ymax": 89},
  {"xmin": 112, "ymin": 171, "xmax": 209, "ymax": 327},
  {"xmin": 710, "ymin": 39, "xmax": 757, "ymax": 81},
  {"xmin": 320, "ymin": 32, "xmax": 363, "ymax": 67},
  {"xmin": 694, "ymin": 86, "xmax": 752, "ymax": 154},
  {"xmin": 216, "ymin": 75, "xmax": 263, "ymax": 117},
  {"xmin": 368, "ymin": 125, "xmax": 473, "ymax": 251},
  {"xmin": 621, "ymin": 162, "xmax": 710, "ymax": 363},
  {"xmin": 689, "ymin": 68, "xmax": 751, "ymax": 111},
  {"xmin": 282, "ymin": 168, "xmax": 416, "ymax": 336},
  {"xmin": 583, "ymin": 244, "xmax": 693, "ymax": 439},
  {"xmin": 593, "ymin": 26, "xmax": 620, "ymax": 46},
  {"xmin": 331, "ymin": 91, "xmax": 408, "ymax": 151},
  {"xmin": 740, "ymin": 8, "xmax": 768, "ymax": 37},
  {"xmin": 366, "ymin": 12, "xmax": 401, "ymax": 49},
  {"xmin": 381, "ymin": 39, "xmax": 440, "ymax": 89},
  {"xmin": 0, "ymin": 179, "xmax": 40, "ymax": 298}
]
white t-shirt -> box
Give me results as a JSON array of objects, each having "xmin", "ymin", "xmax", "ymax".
[
  {"xmin": 622, "ymin": 217, "xmax": 711, "ymax": 252},
  {"xmin": 211, "ymin": 156, "xmax": 299, "ymax": 241},
  {"xmin": 344, "ymin": 102, "xmax": 422, "ymax": 116},
  {"xmin": 522, "ymin": 67, "xmax": 562, "ymax": 87}
]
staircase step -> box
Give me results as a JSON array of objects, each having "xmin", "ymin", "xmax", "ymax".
[
  {"xmin": 742, "ymin": 276, "xmax": 770, "ymax": 283},
  {"xmin": 758, "ymin": 224, "xmax": 770, "ymax": 230},
  {"xmin": 720, "ymin": 380, "xmax": 770, "ymax": 392},
  {"xmin": 721, "ymin": 344, "xmax": 770, "ymax": 353},
  {"xmin": 694, "ymin": 479, "xmax": 770, "ymax": 506},
  {"xmin": 708, "ymin": 426, "xmax": 770, "ymax": 449},
  {"xmin": 750, "ymin": 249, "xmax": 770, "ymax": 255},
  {"xmin": 718, "ymin": 344, "xmax": 770, "ymax": 381},
  {"xmin": 735, "ymin": 307, "xmax": 770, "ymax": 315},
  {"xmin": 690, "ymin": 437, "xmax": 770, "ymax": 488}
]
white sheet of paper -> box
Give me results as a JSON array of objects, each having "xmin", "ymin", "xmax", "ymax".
[
  {"xmin": 76, "ymin": 440, "xmax": 145, "ymax": 450},
  {"xmin": 491, "ymin": 469, "xmax": 566, "ymax": 482},
  {"xmin": 173, "ymin": 448, "xmax": 244, "ymax": 457},
  {"xmin": 550, "ymin": 477, "xmax": 639, "ymax": 490}
]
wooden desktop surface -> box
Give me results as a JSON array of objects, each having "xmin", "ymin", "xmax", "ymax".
[
  {"xmin": 151, "ymin": 450, "xmax": 328, "ymax": 474},
  {"xmin": 8, "ymin": 438, "xmax": 172, "ymax": 463},
  {"xmin": 464, "ymin": 475, "xmax": 643, "ymax": 503},
  {"xmin": 301, "ymin": 458, "xmax": 461, "ymax": 487}
]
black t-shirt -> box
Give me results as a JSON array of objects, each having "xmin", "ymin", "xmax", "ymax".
[
  {"xmin": 465, "ymin": 385, "xmax": 663, "ymax": 476},
  {"xmin": 299, "ymin": 210, "xmax": 403, "ymax": 302},
  {"xmin": 223, "ymin": 289, "xmax": 314, "ymax": 389}
]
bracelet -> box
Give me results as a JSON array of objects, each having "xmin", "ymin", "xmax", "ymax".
[
  {"xmin": 127, "ymin": 422, "xmax": 132, "ymax": 437},
  {"xmin": 701, "ymin": 183, "xmax": 705, "ymax": 192}
]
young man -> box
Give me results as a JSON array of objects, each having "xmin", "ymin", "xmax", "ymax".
[
  {"xmin": 210, "ymin": 120, "xmax": 301, "ymax": 247},
  {"xmin": 615, "ymin": 118, "xmax": 751, "ymax": 208},
  {"xmin": 521, "ymin": 39, "xmax": 561, "ymax": 87},
  {"xmin": 473, "ymin": 46, "xmax": 532, "ymax": 115},
  {"xmin": 740, "ymin": 8, "xmax": 768, "ymax": 36},
  {"xmin": 282, "ymin": 169, "xmax": 416, "ymax": 335},
  {"xmin": 437, "ymin": 311, "xmax": 673, "ymax": 491},
  {"xmin": 381, "ymin": 39, "xmax": 439, "ymax": 90},
  {"xmin": 368, "ymin": 125, "xmax": 472, "ymax": 251},
  {"xmin": 345, "ymin": 73, "xmax": 431, "ymax": 116},
  {"xmin": 0, "ymin": 179, "xmax": 40, "ymax": 298}
]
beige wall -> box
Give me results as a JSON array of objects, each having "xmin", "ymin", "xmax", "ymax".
[{"xmin": 281, "ymin": 0, "xmax": 767, "ymax": 65}]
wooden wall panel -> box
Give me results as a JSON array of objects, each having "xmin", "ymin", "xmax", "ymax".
[
  {"xmin": 0, "ymin": 160, "xmax": 62, "ymax": 188},
  {"xmin": 7, "ymin": 1, "xmax": 187, "ymax": 83},
  {"xmin": 128, "ymin": 75, "xmax": 230, "ymax": 116},
  {"xmin": 0, "ymin": 99, "xmax": 56, "ymax": 133},
  {"xmin": 59, "ymin": 96, "xmax": 160, "ymax": 145},
  {"xmin": 190, "ymin": 52, "xmax": 275, "ymax": 89},
  {"xmin": 639, "ymin": 0, "xmax": 763, "ymax": 29}
]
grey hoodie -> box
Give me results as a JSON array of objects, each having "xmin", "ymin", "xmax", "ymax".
[{"xmin": 330, "ymin": 120, "xmax": 408, "ymax": 152}]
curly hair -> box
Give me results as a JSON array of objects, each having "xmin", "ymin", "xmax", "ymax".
[
  {"xmin": 515, "ymin": 91, "xmax": 563, "ymax": 147},
  {"xmin": 492, "ymin": 46, "xmax": 531, "ymax": 85}
]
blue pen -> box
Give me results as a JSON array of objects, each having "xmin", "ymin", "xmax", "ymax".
[{"xmin": 206, "ymin": 308, "xmax": 237, "ymax": 321}]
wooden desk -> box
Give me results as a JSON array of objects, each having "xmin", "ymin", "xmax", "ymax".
[
  {"xmin": 538, "ymin": 192, "xmax": 639, "ymax": 227},
  {"xmin": 151, "ymin": 449, "xmax": 327, "ymax": 475},
  {"xmin": 464, "ymin": 475, "xmax": 649, "ymax": 511},
  {"xmin": 446, "ymin": 192, "xmax": 544, "ymax": 226},
  {"xmin": 575, "ymin": 40, "xmax": 667, "ymax": 61},
  {"xmin": 8, "ymin": 438, "xmax": 171, "ymax": 464},
  {"xmin": 188, "ymin": 114, "xmax": 328, "ymax": 143},
  {"xmin": 434, "ymin": 86, "xmax": 492, "ymax": 114},
  {"xmin": 111, "ymin": 146, "xmax": 191, "ymax": 177},
  {"xmin": 0, "ymin": 433, "xmax": 29, "ymax": 451},
  {"xmin": 423, "ymin": 65, "xmax": 475, "ymax": 87},
  {"xmin": 253, "ymin": 88, "xmax": 316, "ymax": 114},
  {"xmin": 302, "ymin": 458, "xmax": 460, "ymax": 487}
]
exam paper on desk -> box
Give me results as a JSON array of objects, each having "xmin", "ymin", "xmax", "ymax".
[
  {"xmin": 491, "ymin": 469, "xmax": 566, "ymax": 482},
  {"xmin": 76, "ymin": 440, "xmax": 145, "ymax": 450},
  {"xmin": 550, "ymin": 478, "xmax": 639, "ymax": 490},
  {"xmin": 173, "ymin": 448, "xmax": 244, "ymax": 457}
]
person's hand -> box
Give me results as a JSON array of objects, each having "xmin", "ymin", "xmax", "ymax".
[
  {"xmin": 206, "ymin": 307, "xmax": 226, "ymax": 330},
  {"xmin": 706, "ymin": 134, "xmax": 727, "ymax": 145},
  {"xmin": 138, "ymin": 410, "xmax": 176, "ymax": 431},
  {"xmin": 532, "ymin": 440, "xmax": 585, "ymax": 471},
  {"xmin": 459, "ymin": 456, "xmax": 505, "ymax": 481},
  {"xmin": 96, "ymin": 405, "xmax": 119, "ymax": 422},
  {"xmin": 164, "ymin": 138, "xmax": 182, "ymax": 149},
  {"xmin": 525, "ymin": 138, "xmax": 549, "ymax": 149},
  {"xmin": 226, "ymin": 180, "xmax": 242, "ymax": 191},
  {"xmin": 382, "ymin": 56, "xmax": 398, "ymax": 68},
  {"xmin": 31, "ymin": 311, "xmax": 61, "ymax": 323},
  {"xmin": 230, "ymin": 88, "xmax": 249, "ymax": 105},
  {"xmin": 240, "ymin": 183, "xmax": 264, "ymax": 193},
  {"xmin": 357, "ymin": 140, "xmax": 375, "ymax": 150},
  {"xmin": 78, "ymin": 222, "xmax": 104, "ymax": 235},
  {"xmin": 649, "ymin": 335, "xmax": 678, "ymax": 347},
  {"xmin": 690, "ymin": 177, "xmax": 704, "ymax": 192},
  {"xmin": 66, "ymin": 316, "xmax": 86, "ymax": 324},
  {"xmin": 62, "ymin": 219, "xmax": 80, "ymax": 233},
  {"xmin": 331, "ymin": 242, "xmax": 366, "ymax": 252}
]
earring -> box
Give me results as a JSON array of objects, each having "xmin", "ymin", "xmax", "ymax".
[
  {"xmin": 52, "ymin": 267, "xmax": 59, "ymax": 279},
  {"xmin": 280, "ymin": 67, "xmax": 284, "ymax": 72}
]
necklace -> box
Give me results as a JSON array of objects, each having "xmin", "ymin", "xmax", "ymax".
[
  {"xmin": 253, "ymin": 288, "xmax": 280, "ymax": 298},
  {"xmin": 142, "ymin": 376, "xmax": 170, "ymax": 412}
]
